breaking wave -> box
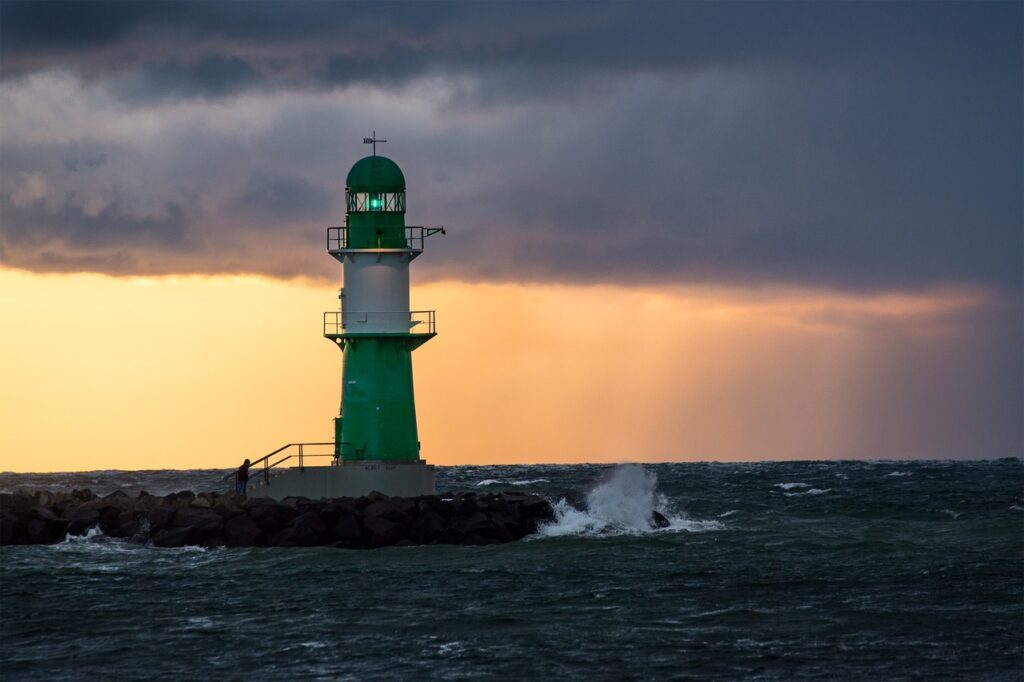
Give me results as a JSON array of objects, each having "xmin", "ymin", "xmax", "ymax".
[
  {"xmin": 784, "ymin": 488, "xmax": 831, "ymax": 497},
  {"xmin": 538, "ymin": 465, "xmax": 722, "ymax": 537},
  {"xmin": 474, "ymin": 478, "xmax": 550, "ymax": 487}
]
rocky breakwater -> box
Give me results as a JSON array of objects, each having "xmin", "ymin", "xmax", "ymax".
[{"xmin": 0, "ymin": 489, "xmax": 555, "ymax": 549}]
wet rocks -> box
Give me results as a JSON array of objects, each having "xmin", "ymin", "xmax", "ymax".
[{"xmin": 0, "ymin": 489, "xmax": 555, "ymax": 550}]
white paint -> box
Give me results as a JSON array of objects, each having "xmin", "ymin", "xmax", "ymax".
[{"xmin": 342, "ymin": 252, "xmax": 411, "ymax": 333}]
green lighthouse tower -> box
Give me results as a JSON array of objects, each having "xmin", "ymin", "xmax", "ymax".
[
  {"xmin": 325, "ymin": 149, "xmax": 443, "ymax": 471},
  {"xmin": 248, "ymin": 137, "xmax": 443, "ymax": 499}
]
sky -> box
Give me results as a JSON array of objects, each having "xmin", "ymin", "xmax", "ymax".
[{"xmin": 0, "ymin": 1, "xmax": 1020, "ymax": 471}]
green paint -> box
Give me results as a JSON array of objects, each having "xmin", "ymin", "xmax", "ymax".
[
  {"xmin": 333, "ymin": 416, "xmax": 344, "ymax": 458},
  {"xmin": 346, "ymin": 155, "xmax": 405, "ymax": 190},
  {"xmin": 345, "ymin": 155, "xmax": 406, "ymax": 249},
  {"xmin": 336, "ymin": 336, "xmax": 422, "ymax": 462}
]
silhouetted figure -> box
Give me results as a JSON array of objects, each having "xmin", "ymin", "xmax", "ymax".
[{"xmin": 236, "ymin": 459, "xmax": 251, "ymax": 496}]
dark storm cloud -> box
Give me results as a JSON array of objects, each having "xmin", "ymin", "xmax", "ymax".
[
  {"xmin": 1, "ymin": 197, "xmax": 192, "ymax": 252},
  {"xmin": 2, "ymin": 2, "xmax": 1017, "ymax": 97},
  {"xmin": 233, "ymin": 170, "xmax": 333, "ymax": 222},
  {"xmin": 109, "ymin": 55, "xmax": 260, "ymax": 102},
  {"xmin": 0, "ymin": 1, "xmax": 1020, "ymax": 294}
]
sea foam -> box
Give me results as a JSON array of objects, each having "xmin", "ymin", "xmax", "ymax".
[
  {"xmin": 774, "ymin": 482, "xmax": 811, "ymax": 490},
  {"xmin": 538, "ymin": 465, "xmax": 722, "ymax": 537}
]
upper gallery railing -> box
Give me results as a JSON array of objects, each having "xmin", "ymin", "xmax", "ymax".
[{"xmin": 327, "ymin": 226, "xmax": 445, "ymax": 252}]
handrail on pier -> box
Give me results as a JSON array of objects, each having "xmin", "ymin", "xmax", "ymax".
[{"xmin": 222, "ymin": 442, "xmax": 335, "ymax": 487}]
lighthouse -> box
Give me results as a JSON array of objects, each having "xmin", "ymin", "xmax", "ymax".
[
  {"xmin": 324, "ymin": 138, "xmax": 444, "ymax": 493},
  {"xmin": 249, "ymin": 136, "xmax": 443, "ymax": 499}
]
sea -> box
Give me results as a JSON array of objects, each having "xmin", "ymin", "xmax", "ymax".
[{"xmin": 1, "ymin": 459, "xmax": 1021, "ymax": 680}]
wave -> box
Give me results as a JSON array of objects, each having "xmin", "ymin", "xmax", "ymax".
[
  {"xmin": 784, "ymin": 488, "xmax": 831, "ymax": 497},
  {"xmin": 53, "ymin": 526, "xmax": 211, "ymax": 553},
  {"xmin": 538, "ymin": 465, "xmax": 722, "ymax": 538},
  {"xmin": 474, "ymin": 478, "xmax": 550, "ymax": 487},
  {"xmin": 774, "ymin": 482, "xmax": 810, "ymax": 490}
]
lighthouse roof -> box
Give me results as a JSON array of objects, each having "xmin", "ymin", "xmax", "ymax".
[{"xmin": 346, "ymin": 155, "xmax": 405, "ymax": 191}]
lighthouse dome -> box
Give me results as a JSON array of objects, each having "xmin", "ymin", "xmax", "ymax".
[{"xmin": 346, "ymin": 155, "xmax": 406, "ymax": 191}]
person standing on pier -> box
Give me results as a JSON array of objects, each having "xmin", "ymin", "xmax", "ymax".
[{"xmin": 236, "ymin": 459, "xmax": 251, "ymax": 496}]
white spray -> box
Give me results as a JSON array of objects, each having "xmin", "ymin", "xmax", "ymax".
[{"xmin": 538, "ymin": 464, "xmax": 722, "ymax": 537}]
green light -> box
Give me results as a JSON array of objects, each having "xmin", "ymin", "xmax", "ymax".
[{"xmin": 369, "ymin": 195, "xmax": 382, "ymax": 210}]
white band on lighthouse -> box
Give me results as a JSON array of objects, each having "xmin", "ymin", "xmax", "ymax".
[{"xmin": 342, "ymin": 252, "xmax": 412, "ymax": 334}]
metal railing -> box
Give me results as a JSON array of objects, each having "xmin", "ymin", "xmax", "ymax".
[
  {"xmin": 223, "ymin": 442, "xmax": 335, "ymax": 489},
  {"xmin": 323, "ymin": 309, "xmax": 436, "ymax": 336},
  {"xmin": 327, "ymin": 225, "xmax": 445, "ymax": 252}
]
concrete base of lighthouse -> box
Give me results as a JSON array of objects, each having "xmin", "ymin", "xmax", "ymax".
[{"xmin": 249, "ymin": 461, "xmax": 435, "ymax": 501}]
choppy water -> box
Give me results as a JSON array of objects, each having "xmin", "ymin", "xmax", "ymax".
[{"xmin": 2, "ymin": 460, "xmax": 1022, "ymax": 680}]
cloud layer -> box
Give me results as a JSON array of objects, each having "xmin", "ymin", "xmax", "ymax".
[{"xmin": 0, "ymin": 1, "xmax": 1020, "ymax": 291}]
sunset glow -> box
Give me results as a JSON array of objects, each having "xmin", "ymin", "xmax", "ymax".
[{"xmin": 1, "ymin": 269, "xmax": 1014, "ymax": 472}]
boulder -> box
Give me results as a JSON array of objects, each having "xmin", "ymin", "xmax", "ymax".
[
  {"xmin": 363, "ymin": 516, "xmax": 403, "ymax": 547},
  {"xmin": 454, "ymin": 511, "xmax": 493, "ymax": 537},
  {"xmin": 432, "ymin": 527, "xmax": 466, "ymax": 545},
  {"xmin": 98, "ymin": 507, "xmax": 123, "ymax": 534},
  {"xmin": 0, "ymin": 493, "xmax": 34, "ymax": 516},
  {"xmin": 651, "ymin": 511, "xmax": 671, "ymax": 528},
  {"xmin": 170, "ymin": 507, "xmax": 224, "ymax": 542},
  {"xmin": 516, "ymin": 496, "xmax": 555, "ymax": 523},
  {"xmin": 71, "ymin": 489, "xmax": 95, "ymax": 502},
  {"xmin": 451, "ymin": 494, "xmax": 479, "ymax": 516},
  {"xmin": 417, "ymin": 497, "xmax": 451, "ymax": 519},
  {"xmin": 0, "ymin": 517, "xmax": 27, "ymax": 545},
  {"xmin": 26, "ymin": 519, "xmax": 58, "ymax": 544},
  {"xmin": 112, "ymin": 514, "xmax": 149, "ymax": 542},
  {"xmin": 408, "ymin": 507, "xmax": 445, "ymax": 544},
  {"xmin": 214, "ymin": 494, "xmax": 246, "ymax": 517},
  {"xmin": 145, "ymin": 506, "xmax": 175, "ymax": 532},
  {"xmin": 153, "ymin": 526, "xmax": 204, "ymax": 548},
  {"xmin": 333, "ymin": 514, "xmax": 363, "ymax": 547},
  {"xmin": 134, "ymin": 492, "xmax": 163, "ymax": 511},
  {"xmin": 64, "ymin": 504, "xmax": 103, "ymax": 536},
  {"xmin": 249, "ymin": 503, "xmax": 299, "ymax": 534},
  {"xmin": 30, "ymin": 505, "xmax": 58, "ymax": 522},
  {"xmin": 390, "ymin": 497, "xmax": 418, "ymax": 517},
  {"xmin": 224, "ymin": 515, "xmax": 262, "ymax": 547},
  {"xmin": 363, "ymin": 499, "xmax": 411, "ymax": 524},
  {"xmin": 279, "ymin": 512, "xmax": 328, "ymax": 547}
]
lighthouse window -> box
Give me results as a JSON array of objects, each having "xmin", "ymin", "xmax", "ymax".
[{"xmin": 347, "ymin": 191, "xmax": 406, "ymax": 213}]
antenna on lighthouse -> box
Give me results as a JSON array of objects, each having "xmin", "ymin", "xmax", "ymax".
[{"xmin": 362, "ymin": 131, "xmax": 387, "ymax": 156}]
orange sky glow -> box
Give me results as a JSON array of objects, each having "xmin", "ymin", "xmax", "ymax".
[{"xmin": 0, "ymin": 268, "xmax": 1013, "ymax": 472}]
